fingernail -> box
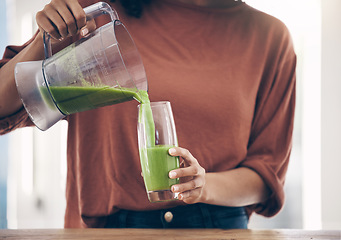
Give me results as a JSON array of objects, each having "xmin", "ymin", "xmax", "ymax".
[
  {"xmin": 81, "ymin": 27, "xmax": 89, "ymax": 36},
  {"xmin": 178, "ymin": 194, "xmax": 183, "ymax": 200},
  {"xmin": 169, "ymin": 148, "xmax": 176, "ymax": 155},
  {"xmin": 58, "ymin": 37, "xmax": 64, "ymax": 41},
  {"xmin": 169, "ymin": 171, "xmax": 177, "ymax": 178},
  {"xmin": 172, "ymin": 185, "xmax": 179, "ymax": 192}
]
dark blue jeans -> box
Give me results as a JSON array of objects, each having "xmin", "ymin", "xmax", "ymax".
[{"xmin": 105, "ymin": 203, "xmax": 248, "ymax": 229}]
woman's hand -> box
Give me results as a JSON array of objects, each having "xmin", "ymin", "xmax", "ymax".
[
  {"xmin": 36, "ymin": 0, "xmax": 96, "ymax": 42},
  {"xmin": 168, "ymin": 147, "xmax": 206, "ymax": 204}
]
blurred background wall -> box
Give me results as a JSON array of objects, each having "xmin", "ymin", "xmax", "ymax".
[
  {"xmin": 320, "ymin": 0, "xmax": 341, "ymax": 230},
  {"xmin": 0, "ymin": 0, "xmax": 340, "ymax": 230},
  {"xmin": 0, "ymin": 0, "xmax": 9, "ymax": 229}
]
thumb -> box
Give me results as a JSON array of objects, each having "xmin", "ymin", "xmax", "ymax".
[{"xmin": 80, "ymin": 18, "xmax": 97, "ymax": 37}]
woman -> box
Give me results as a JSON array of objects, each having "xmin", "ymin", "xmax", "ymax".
[{"xmin": 0, "ymin": 0, "xmax": 296, "ymax": 228}]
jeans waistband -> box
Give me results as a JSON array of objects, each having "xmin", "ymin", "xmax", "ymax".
[{"xmin": 105, "ymin": 203, "xmax": 248, "ymax": 229}]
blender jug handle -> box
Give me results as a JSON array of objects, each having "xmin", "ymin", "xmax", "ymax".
[{"xmin": 43, "ymin": 2, "xmax": 119, "ymax": 59}]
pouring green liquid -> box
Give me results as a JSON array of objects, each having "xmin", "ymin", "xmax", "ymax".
[{"xmin": 43, "ymin": 84, "xmax": 178, "ymax": 199}]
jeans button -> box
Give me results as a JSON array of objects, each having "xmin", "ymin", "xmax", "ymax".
[{"xmin": 164, "ymin": 211, "xmax": 173, "ymax": 223}]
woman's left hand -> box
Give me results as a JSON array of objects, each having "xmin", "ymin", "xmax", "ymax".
[{"xmin": 168, "ymin": 147, "xmax": 206, "ymax": 204}]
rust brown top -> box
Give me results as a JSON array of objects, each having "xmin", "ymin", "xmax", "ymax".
[{"xmin": 0, "ymin": 0, "xmax": 296, "ymax": 228}]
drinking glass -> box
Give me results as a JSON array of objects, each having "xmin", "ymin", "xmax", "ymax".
[{"xmin": 137, "ymin": 101, "xmax": 179, "ymax": 202}]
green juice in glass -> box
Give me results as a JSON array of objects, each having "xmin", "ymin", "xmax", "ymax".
[
  {"xmin": 139, "ymin": 145, "xmax": 179, "ymax": 192},
  {"xmin": 138, "ymin": 92, "xmax": 179, "ymax": 202}
]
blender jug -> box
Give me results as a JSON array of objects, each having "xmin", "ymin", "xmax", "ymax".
[{"xmin": 14, "ymin": 2, "xmax": 147, "ymax": 131}]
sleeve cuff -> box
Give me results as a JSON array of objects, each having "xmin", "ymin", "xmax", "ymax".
[
  {"xmin": 241, "ymin": 157, "xmax": 286, "ymax": 217},
  {"xmin": 0, "ymin": 107, "xmax": 33, "ymax": 135}
]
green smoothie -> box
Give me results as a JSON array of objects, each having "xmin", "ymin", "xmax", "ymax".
[
  {"xmin": 139, "ymin": 145, "xmax": 179, "ymax": 192},
  {"xmin": 42, "ymin": 85, "xmax": 143, "ymax": 115}
]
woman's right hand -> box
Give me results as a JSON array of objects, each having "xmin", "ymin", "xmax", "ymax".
[{"xmin": 36, "ymin": 0, "xmax": 96, "ymax": 42}]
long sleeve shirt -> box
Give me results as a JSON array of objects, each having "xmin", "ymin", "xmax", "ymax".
[{"xmin": 0, "ymin": 0, "xmax": 296, "ymax": 228}]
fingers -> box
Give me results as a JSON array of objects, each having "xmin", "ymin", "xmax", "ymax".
[
  {"xmin": 171, "ymin": 177, "xmax": 205, "ymax": 194},
  {"xmin": 171, "ymin": 177, "xmax": 205, "ymax": 203},
  {"xmin": 36, "ymin": 9, "xmax": 63, "ymax": 40},
  {"xmin": 168, "ymin": 147, "xmax": 206, "ymax": 203},
  {"xmin": 169, "ymin": 164, "xmax": 203, "ymax": 179},
  {"xmin": 67, "ymin": 0, "xmax": 86, "ymax": 30},
  {"xmin": 81, "ymin": 19, "xmax": 97, "ymax": 37},
  {"xmin": 53, "ymin": 3, "xmax": 79, "ymax": 36},
  {"xmin": 168, "ymin": 147, "xmax": 204, "ymax": 178},
  {"xmin": 178, "ymin": 188, "xmax": 203, "ymax": 204},
  {"xmin": 36, "ymin": 0, "xmax": 89, "ymax": 41},
  {"xmin": 169, "ymin": 147, "xmax": 196, "ymax": 165}
]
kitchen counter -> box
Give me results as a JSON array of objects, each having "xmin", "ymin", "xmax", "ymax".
[{"xmin": 0, "ymin": 228, "xmax": 340, "ymax": 239}]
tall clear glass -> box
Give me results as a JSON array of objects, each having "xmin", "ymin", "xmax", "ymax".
[{"xmin": 137, "ymin": 101, "xmax": 179, "ymax": 202}]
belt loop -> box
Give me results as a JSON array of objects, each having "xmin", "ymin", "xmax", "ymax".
[{"xmin": 198, "ymin": 204, "xmax": 214, "ymax": 228}]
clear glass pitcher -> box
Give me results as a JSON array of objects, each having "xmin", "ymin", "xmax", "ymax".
[{"xmin": 14, "ymin": 2, "xmax": 147, "ymax": 131}]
